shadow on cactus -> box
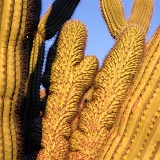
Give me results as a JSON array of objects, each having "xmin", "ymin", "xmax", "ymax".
[{"xmin": 0, "ymin": 0, "xmax": 160, "ymax": 160}]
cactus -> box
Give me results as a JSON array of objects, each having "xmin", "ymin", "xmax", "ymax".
[
  {"xmin": 0, "ymin": 0, "xmax": 80, "ymax": 159},
  {"xmin": 0, "ymin": 0, "xmax": 160, "ymax": 160}
]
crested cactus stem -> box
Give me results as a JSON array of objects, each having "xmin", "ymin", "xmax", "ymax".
[
  {"xmin": 0, "ymin": 0, "xmax": 28, "ymax": 159},
  {"xmin": 23, "ymin": 0, "xmax": 81, "ymax": 156},
  {"xmin": 99, "ymin": 26, "xmax": 160, "ymax": 160},
  {"xmin": 37, "ymin": 20, "xmax": 98, "ymax": 160},
  {"xmin": 69, "ymin": 26, "xmax": 145, "ymax": 159},
  {"xmin": 100, "ymin": 0, "xmax": 128, "ymax": 39},
  {"xmin": 128, "ymin": 0, "xmax": 154, "ymax": 34}
]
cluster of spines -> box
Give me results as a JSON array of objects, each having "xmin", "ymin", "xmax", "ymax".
[{"xmin": 0, "ymin": 0, "xmax": 81, "ymax": 159}]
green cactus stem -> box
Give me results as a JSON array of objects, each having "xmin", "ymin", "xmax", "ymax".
[
  {"xmin": 100, "ymin": 0, "xmax": 153, "ymax": 39},
  {"xmin": 37, "ymin": 20, "xmax": 98, "ymax": 160}
]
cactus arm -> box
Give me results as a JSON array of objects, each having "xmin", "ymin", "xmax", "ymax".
[
  {"xmin": 38, "ymin": 0, "xmax": 80, "ymax": 40},
  {"xmin": 68, "ymin": 26, "xmax": 145, "ymax": 159},
  {"xmin": 100, "ymin": 0, "xmax": 128, "ymax": 39},
  {"xmin": 128, "ymin": 0, "xmax": 154, "ymax": 34},
  {"xmin": 99, "ymin": 26, "xmax": 160, "ymax": 160},
  {"xmin": 37, "ymin": 20, "xmax": 98, "ymax": 160}
]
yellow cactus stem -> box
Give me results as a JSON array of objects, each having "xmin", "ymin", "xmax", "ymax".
[
  {"xmin": 100, "ymin": 0, "xmax": 128, "ymax": 39},
  {"xmin": 99, "ymin": 26, "xmax": 160, "ymax": 160},
  {"xmin": 0, "ymin": 0, "xmax": 28, "ymax": 159},
  {"xmin": 128, "ymin": 0, "xmax": 154, "ymax": 34},
  {"xmin": 68, "ymin": 25, "xmax": 145, "ymax": 159},
  {"xmin": 37, "ymin": 20, "xmax": 98, "ymax": 160}
]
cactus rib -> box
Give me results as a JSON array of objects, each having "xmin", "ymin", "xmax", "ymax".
[{"xmin": 38, "ymin": 0, "xmax": 80, "ymax": 40}]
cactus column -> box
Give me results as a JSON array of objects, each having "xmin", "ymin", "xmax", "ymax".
[{"xmin": 0, "ymin": 0, "xmax": 28, "ymax": 159}]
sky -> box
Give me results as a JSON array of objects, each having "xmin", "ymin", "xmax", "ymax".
[{"xmin": 42, "ymin": 0, "xmax": 160, "ymax": 66}]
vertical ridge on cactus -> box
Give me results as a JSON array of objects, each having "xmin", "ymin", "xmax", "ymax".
[
  {"xmin": 22, "ymin": 0, "xmax": 80, "ymax": 157},
  {"xmin": 0, "ymin": 0, "xmax": 160, "ymax": 159},
  {"xmin": 37, "ymin": 20, "xmax": 98, "ymax": 159}
]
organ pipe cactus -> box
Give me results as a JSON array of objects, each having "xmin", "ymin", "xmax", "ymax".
[{"xmin": 0, "ymin": 0, "xmax": 160, "ymax": 160}]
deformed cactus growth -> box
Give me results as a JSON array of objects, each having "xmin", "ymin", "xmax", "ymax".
[{"xmin": 0, "ymin": 0, "xmax": 160, "ymax": 160}]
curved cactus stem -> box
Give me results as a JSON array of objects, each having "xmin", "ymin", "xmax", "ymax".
[
  {"xmin": 100, "ymin": 0, "xmax": 153, "ymax": 39},
  {"xmin": 69, "ymin": 26, "xmax": 145, "ymax": 159},
  {"xmin": 100, "ymin": 0, "xmax": 128, "ymax": 39},
  {"xmin": 128, "ymin": 0, "xmax": 154, "ymax": 34},
  {"xmin": 99, "ymin": 26, "xmax": 160, "ymax": 160},
  {"xmin": 37, "ymin": 20, "xmax": 98, "ymax": 160}
]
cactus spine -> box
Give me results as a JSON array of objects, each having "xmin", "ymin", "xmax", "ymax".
[{"xmin": 68, "ymin": 25, "xmax": 145, "ymax": 159}]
